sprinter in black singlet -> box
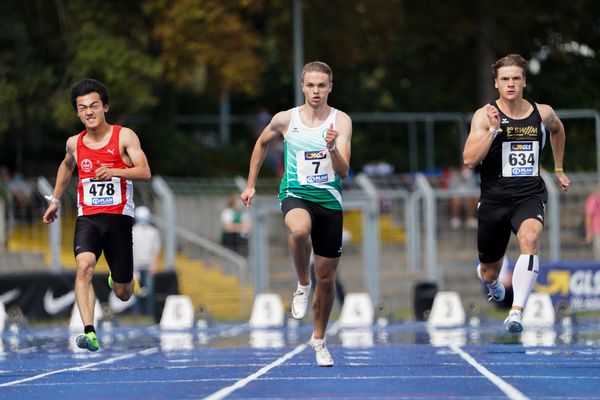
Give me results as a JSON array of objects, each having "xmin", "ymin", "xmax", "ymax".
[{"xmin": 463, "ymin": 54, "xmax": 570, "ymax": 333}]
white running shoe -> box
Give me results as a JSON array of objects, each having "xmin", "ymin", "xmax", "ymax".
[
  {"xmin": 310, "ymin": 337, "xmax": 334, "ymax": 367},
  {"xmin": 291, "ymin": 287, "xmax": 310, "ymax": 319},
  {"xmin": 486, "ymin": 280, "xmax": 506, "ymax": 302},
  {"xmin": 477, "ymin": 264, "xmax": 506, "ymax": 302},
  {"xmin": 504, "ymin": 310, "xmax": 523, "ymax": 333}
]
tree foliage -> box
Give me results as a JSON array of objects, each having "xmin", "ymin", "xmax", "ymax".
[{"xmin": 1, "ymin": 0, "xmax": 599, "ymax": 174}]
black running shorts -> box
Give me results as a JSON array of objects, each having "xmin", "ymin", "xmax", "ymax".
[
  {"xmin": 281, "ymin": 197, "xmax": 343, "ymax": 258},
  {"xmin": 477, "ymin": 196, "xmax": 545, "ymax": 263},
  {"xmin": 74, "ymin": 213, "xmax": 134, "ymax": 283}
]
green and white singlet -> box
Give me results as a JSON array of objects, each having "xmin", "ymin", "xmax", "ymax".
[{"xmin": 278, "ymin": 107, "xmax": 343, "ymax": 211}]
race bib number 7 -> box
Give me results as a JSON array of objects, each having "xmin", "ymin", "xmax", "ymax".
[
  {"xmin": 502, "ymin": 141, "xmax": 539, "ymax": 177},
  {"xmin": 82, "ymin": 177, "xmax": 122, "ymax": 206},
  {"xmin": 296, "ymin": 149, "xmax": 334, "ymax": 185}
]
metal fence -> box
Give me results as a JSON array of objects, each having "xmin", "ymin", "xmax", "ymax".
[
  {"xmin": 0, "ymin": 171, "xmax": 598, "ymax": 315},
  {"xmin": 2, "ymin": 108, "xmax": 599, "ymax": 317}
]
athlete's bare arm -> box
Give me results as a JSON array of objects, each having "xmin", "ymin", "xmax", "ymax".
[
  {"xmin": 43, "ymin": 136, "xmax": 78, "ymax": 224},
  {"xmin": 241, "ymin": 110, "xmax": 291, "ymax": 207},
  {"xmin": 327, "ymin": 111, "xmax": 352, "ymax": 179},
  {"xmin": 538, "ymin": 103, "xmax": 570, "ymax": 191},
  {"xmin": 95, "ymin": 127, "xmax": 151, "ymax": 182},
  {"xmin": 463, "ymin": 104, "xmax": 500, "ymax": 168}
]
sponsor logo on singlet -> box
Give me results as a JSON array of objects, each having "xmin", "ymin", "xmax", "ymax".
[
  {"xmin": 92, "ymin": 197, "xmax": 115, "ymax": 205},
  {"xmin": 511, "ymin": 143, "xmax": 533, "ymax": 151},
  {"xmin": 304, "ymin": 150, "xmax": 327, "ymax": 160},
  {"xmin": 512, "ymin": 167, "xmax": 534, "ymax": 176},
  {"xmin": 307, "ymin": 174, "xmax": 329, "ymax": 184},
  {"xmin": 81, "ymin": 159, "xmax": 93, "ymax": 173}
]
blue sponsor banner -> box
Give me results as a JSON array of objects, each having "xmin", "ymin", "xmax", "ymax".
[{"xmin": 536, "ymin": 261, "xmax": 600, "ymax": 311}]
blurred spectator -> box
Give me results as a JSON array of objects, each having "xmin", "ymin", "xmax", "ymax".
[
  {"xmin": 0, "ymin": 167, "xmax": 33, "ymax": 222},
  {"xmin": 9, "ymin": 172, "xmax": 33, "ymax": 208},
  {"xmin": 584, "ymin": 185, "xmax": 600, "ymax": 261},
  {"xmin": 447, "ymin": 164, "xmax": 478, "ymax": 229},
  {"xmin": 221, "ymin": 193, "xmax": 251, "ymax": 255},
  {"xmin": 362, "ymin": 160, "xmax": 394, "ymax": 177},
  {"xmin": 132, "ymin": 206, "xmax": 161, "ymax": 317}
]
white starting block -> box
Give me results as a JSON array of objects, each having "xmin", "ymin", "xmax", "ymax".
[
  {"xmin": 160, "ymin": 295, "xmax": 195, "ymax": 329},
  {"xmin": 427, "ymin": 291, "xmax": 466, "ymax": 328},
  {"xmin": 69, "ymin": 300, "xmax": 102, "ymax": 331},
  {"xmin": 249, "ymin": 293, "xmax": 285, "ymax": 329},
  {"xmin": 339, "ymin": 292, "xmax": 374, "ymax": 328},
  {"xmin": 523, "ymin": 292, "xmax": 556, "ymax": 327}
]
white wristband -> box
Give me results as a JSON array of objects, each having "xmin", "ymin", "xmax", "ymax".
[
  {"xmin": 327, "ymin": 142, "xmax": 336, "ymax": 152},
  {"xmin": 45, "ymin": 195, "xmax": 60, "ymax": 204},
  {"xmin": 489, "ymin": 126, "xmax": 499, "ymax": 138}
]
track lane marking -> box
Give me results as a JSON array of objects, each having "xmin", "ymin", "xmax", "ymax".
[
  {"xmin": 450, "ymin": 344, "xmax": 530, "ymax": 400},
  {"xmin": 203, "ymin": 344, "xmax": 307, "ymax": 400},
  {"xmin": 0, "ymin": 347, "xmax": 159, "ymax": 388}
]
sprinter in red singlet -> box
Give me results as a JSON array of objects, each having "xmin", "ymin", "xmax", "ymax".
[{"xmin": 43, "ymin": 79, "xmax": 151, "ymax": 351}]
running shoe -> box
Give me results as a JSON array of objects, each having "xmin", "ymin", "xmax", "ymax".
[
  {"xmin": 76, "ymin": 331, "xmax": 100, "ymax": 352},
  {"xmin": 109, "ymin": 274, "xmax": 141, "ymax": 295},
  {"xmin": 504, "ymin": 310, "xmax": 523, "ymax": 333},
  {"xmin": 477, "ymin": 264, "xmax": 505, "ymax": 302},
  {"xmin": 485, "ymin": 280, "xmax": 506, "ymax": 302},
  {"xmin": 310, "ymin": 336, "xmax": 334, "ymax": 367},
  {"xmin": 291, "ymin": 287, "xmax": 310, "ymax": 319}
]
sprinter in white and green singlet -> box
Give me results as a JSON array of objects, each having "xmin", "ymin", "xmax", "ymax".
[
  {"xmin": 241, "ymin": 61, "xmax": 352, "ymax": 367},
  {"xmin": 277, "ymin": 105, "xmax": 343, "ymax": 210}
]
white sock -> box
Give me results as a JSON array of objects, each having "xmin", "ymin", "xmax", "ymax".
[
  {"xmin": 297, "ymin": 282, "xmax": 311, "ymax": 292},
  {"xmin": 512, "ymin": 254, "xmax": 539, "ymax": 309}
]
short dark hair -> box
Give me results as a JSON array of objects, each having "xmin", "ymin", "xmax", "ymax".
[
  {"xmin": 492, "ymin": 54, "xmax": 529, "ymax": 79},
  {"xmin": 302, "ymin": 61, "xmax": 333, "ymax": 83},
  {"xmin": 70, "ymin": 79, "xmax": 109, "ymax": 110}
]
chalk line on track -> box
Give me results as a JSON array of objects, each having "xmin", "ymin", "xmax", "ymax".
[
  {"xmin": 203, "ymin": 343, "xmax": 308, "ymax": 400},
  {"xmin": 450, "ymin": 344, "xmax": 529, "ymax": 400},
  {"xmin": 0, "ymin": 347, "xmax": 159, "ymax": 388}
]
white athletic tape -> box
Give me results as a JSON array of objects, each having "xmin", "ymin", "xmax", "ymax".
[
  {"xmin": 339, "ymin": 292, "xmax": 374, "ymax": 328},
  {"xmin": 160, "ymin": 295, "xmax": 195, "ymax": 329},
  {"xmin": 249, "ymin": 293, "xmax": 285, "ymax": 328},
  {"xmin": 427, "ymin": 291, "xmax": 466, "ymax": 327}
]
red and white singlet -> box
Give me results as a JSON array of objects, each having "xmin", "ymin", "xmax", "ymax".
[{"xmin": 76, "ymin": 125, "xmax": 134, "ymax": 217}]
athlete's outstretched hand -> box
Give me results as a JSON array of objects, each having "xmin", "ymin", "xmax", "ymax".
[
  {"xmin": 485, "ymin": 105, "xmax": 500, "ymax": 130},
  {"xmin": 240, "ymin": 187, "xmax": 256, "ymax": 207},
  {"xmin": 43, "ymin": 202, "xmax": 59, "ymax": 224},
  {"xmin": 555, "ymin": 171, "xmax": 570, "ymax": 192},
  {"xmin": 95, "ymin": 163, "xmax": 113, "ymax": 180},
  {"xmin": 325, "ymin": 123, "xmax": 338, "ymax": 150}
]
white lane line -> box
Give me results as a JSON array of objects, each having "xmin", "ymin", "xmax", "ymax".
[
  {"xmin": 450, "ymin": 344, "xmax": 530, "ymax": 400},
  {"xmin": 203, "ymin": 343, "xmax": 308, "ymax": 400},
  {"xmin": 0, "ymin": 347, "xmax": 160, "ymax": 388}
]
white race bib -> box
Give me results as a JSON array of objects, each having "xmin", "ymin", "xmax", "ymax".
[
  {"xmin": 82, "ymin": 177, "xmax": 122, "ymax": 206},
  {"xmin": 296, "ymin": 149, "xmax": 334, "ymax": 185},
  {"xmin": 502, "ymin": 141, "xmax": 539, "ymax": 177}
]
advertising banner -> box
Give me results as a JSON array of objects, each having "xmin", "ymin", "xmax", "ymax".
[
  {"xmin": 536, "ymin": 261, "xmax": 600, "ymax": 311},
  {"xmin": 0, "ymin": 271, "xmax": 179, "ymax": 322}
]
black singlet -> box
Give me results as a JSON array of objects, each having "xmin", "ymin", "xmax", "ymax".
[{"xmin": 478, "ymin": 100, "xmax": 548, "ymax": 203}]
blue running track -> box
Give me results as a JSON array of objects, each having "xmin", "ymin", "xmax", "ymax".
[{"xmin": 0, "ymin": 319, "xmax": 599, "ymax": 399}]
